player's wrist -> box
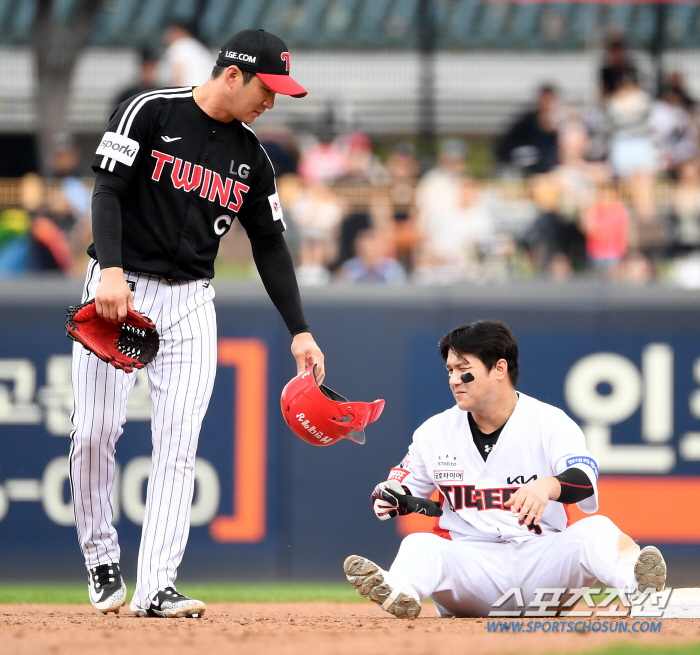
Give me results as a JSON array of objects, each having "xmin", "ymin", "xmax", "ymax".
[
  {"xmin": 545, "ymin": 477, "xmax": 562, "ymax": 500},
  {"xmin": 100, "ymin": 267, "xmax": 126, "ymax": 280}
]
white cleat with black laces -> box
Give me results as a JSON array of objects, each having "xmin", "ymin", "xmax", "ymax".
[
  {"xmin": 88, "ymin": 563, "xmax": 126, "ymax": 614},
  {"xmin": 130, "ymin": 587, "xmax": 206, "ymax": 618}
]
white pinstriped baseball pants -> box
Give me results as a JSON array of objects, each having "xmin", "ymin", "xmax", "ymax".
[{"xmin": 69, "ymin": 259, "xmax": 217, "ymax": 608}]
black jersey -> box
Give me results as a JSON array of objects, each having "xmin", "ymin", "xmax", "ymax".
[{"xmin": 89, "ymin": 87, "xmax": 285, "ymax": 280}]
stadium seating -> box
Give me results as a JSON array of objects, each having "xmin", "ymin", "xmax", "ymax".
[{"xmin": 1, "ymin": 0, "xmax": 699, "ymax": 50}]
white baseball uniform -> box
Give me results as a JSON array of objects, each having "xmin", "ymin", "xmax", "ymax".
[{"xmin": 385, "ymin": 392, "xmax": 637, "ymax": 617}]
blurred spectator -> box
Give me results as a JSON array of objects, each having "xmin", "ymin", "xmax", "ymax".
[
  {"xmin": 0, "ymin": 174, "xmax": 74, "ymax": 276},
  {"xmin": 257, "ymin": 123, "xmax": 300, "ymax": 177},
  {"xmin": 330, "ymin": 132, "xmax": 390, "ymax": 271},
  {"xmin": 495, "ymin": 85, "xmax": 562, "ymax": 177},
  {"xmin": 613, "ymin": 250, "xmax": 655, "ymax": 285},
  {"xmin": 386, "ymin": 142, "xmax": 421, "ymax": 271},
  {"xmin": 415, "ymin": 174, "xmax": 499, "ymax": 283},
  {"xmin": 338, "ymin": 227, "xmax": 406, "ymax": 284},
  {"xmin": 414, "ymin": 138, "xmax": 468, "ymax": 279},
  {"xmin": 669, "ymin": 158, "xmax": 700, "ymax": 254},
  {"xmin": 553, "ymin": 118, "xmax": 611, "ymax": 221},
  {"xmin": 114, "ymin": 48, "xmax": 159, "ymax": 107},
  {"xmin": 667, "ymin": 70, "xmax": 696, "ymax": 115},
  {"xmin": 525, "ymin": 173, "xmax": 585, "ymax": 278},
  {"xmin": 650, "ymin": 82, "xmax": 699, "ymax": 177},
  {"xmin": 47, "ymin": 133, "xmax": 92, "ymax": 269},
  {"xmin": 335, "ymin": 132, "xmax": 389, "ymax": 185},
  {"xmin": 415, "ymin": 137, "xmax": 467, "ymax": 221},
  {"xmin": 604, "ymin": 70, "xmax": 659, "ymax": 239},
  {"xmin": 581, "ymin": 181, "xmax": 628, "ymax": 276},
  {"xmin": 49, "ymin": 133, "xmax": 90, "ymax": 214},
  {"xmin": 158, "ymin": 21, "xmax": 213, "ymax": 87},
  {"xmin": 287, "ymin": 176, "xmax": 343, "ymax": 286},
  {"xmin": 0, "ymin": 208, "xmax": 31, "ymax": 275},
  {"xmin": 297, "ymin": 134, "xmax": 347, "ymax": 186},
  {"xmin": 600, "ymin": 35, "xmax": 639, "ymax": 101}
]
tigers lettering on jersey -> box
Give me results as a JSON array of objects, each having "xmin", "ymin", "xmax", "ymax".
[
  {"xmin": 439, "ymin": 484, "xmax": 519, "ymax": 512},
  {"xmin": 151, "ymin": 150, "xmax": 251, "ymax": 213}
]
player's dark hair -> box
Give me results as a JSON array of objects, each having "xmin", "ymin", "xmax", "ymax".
[
  {"xmin": 211, "ymin": 65, "xmax": 256, "ymax": 85},
  {"xmin": 438, "ymin": 320, "xmax": 519, "ymax": 386}
]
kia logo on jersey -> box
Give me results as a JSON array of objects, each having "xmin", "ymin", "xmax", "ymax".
[
  {"xmin": 150, "ymin": 150, "xmax": 250, "ymax": 213},
  {"xmin": 506, "ymin": 474, "xmax": 538, "ymax": 485}
]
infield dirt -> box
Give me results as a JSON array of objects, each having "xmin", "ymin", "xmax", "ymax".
[{"xmin": 2, "ymin": 603, "xmax": 699, "ymax": 655}]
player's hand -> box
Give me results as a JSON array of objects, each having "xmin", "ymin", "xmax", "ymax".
[
  {"xmin": 504, "ymin": 477, "xmax": 561, "ymax": 526},
  {"xmin": 371, "ymin": 479, "xmax": 407, "ymax": 521},
  {"xmin": 291, "ymin": 332, "xmax": 325, "ymax": 384},
  {"xmin": 95, "ymin": 267, "xmax": 135, "ymax": 324}
]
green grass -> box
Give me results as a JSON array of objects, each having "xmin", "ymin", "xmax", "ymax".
[
  {"xmin": 578, "ymin": 643, "xmax": 700, "ymax": 655},
  {"xmin": 0, "ymin": 582, "xmax": 364, "ymax": 605}
]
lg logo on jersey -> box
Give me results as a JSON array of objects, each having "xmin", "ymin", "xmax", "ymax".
[
  {"xmin": 151, "ymin": 150, "xmax": 250, "ymax": 215},
  {"xmin": 229, "ymin": 161, "xmax": 250, "ymax": 179}
]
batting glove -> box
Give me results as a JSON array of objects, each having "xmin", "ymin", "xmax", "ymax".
[{"xmin": 371, "ymin": 479, "xmax": 408, "ymax": 521}]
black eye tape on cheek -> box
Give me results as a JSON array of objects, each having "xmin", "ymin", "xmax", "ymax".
[{"xmin": 461, "ymin": 373, "xmax": 474, "ymax": 383}]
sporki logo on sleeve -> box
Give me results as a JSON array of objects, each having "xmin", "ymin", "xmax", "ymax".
[{"xmin": 96, "ymin": 132, "xmax": 140, "ymax": 166}]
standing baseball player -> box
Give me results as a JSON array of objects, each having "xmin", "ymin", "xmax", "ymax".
[
  {"xmin": 344, "ymin": 321, "xmax": 666, "ymax": 618},
  {"xmin": 71, "ymin": 29, "xmax": 324, "ymax": 618}
]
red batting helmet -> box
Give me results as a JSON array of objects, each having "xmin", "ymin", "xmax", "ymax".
[{"xmin": 280, "ymin": 365, "xmax": 385, "ymax": 446}]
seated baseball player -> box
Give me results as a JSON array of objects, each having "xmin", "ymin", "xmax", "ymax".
[{"xmin": 344, "ymin": 320, "xmax": 667, "ymax": 618}]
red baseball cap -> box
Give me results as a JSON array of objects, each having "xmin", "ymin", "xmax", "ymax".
[{"xmin": 216, "ymin": 29, "xmax": 307, "ymax": 98}]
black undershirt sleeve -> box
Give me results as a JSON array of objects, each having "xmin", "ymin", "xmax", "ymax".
[
  {"xmin": 249, "ymin": 233, "xmax": 310, "ymax": 336},
  {"xmin": 91, "ymin": 171, "xmax": 129, "ymax": 269},
  {"xmin": 554, "ymin": 467, "xmax": 595, "ymax": 504}
]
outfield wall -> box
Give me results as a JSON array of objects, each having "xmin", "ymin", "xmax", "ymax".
[{"xmin": 0, "ymin": 279, "xmax": 699, "ymax": 584}]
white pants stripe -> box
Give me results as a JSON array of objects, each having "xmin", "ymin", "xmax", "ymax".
[{"xmin": 69, "ymin": 261, "xmax": 217, "ymax": 607}]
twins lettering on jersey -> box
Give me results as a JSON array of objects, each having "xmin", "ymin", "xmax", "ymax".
[{"xmin": 151, "ymin": 150, "xmax": 250, "ymax": 213}]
